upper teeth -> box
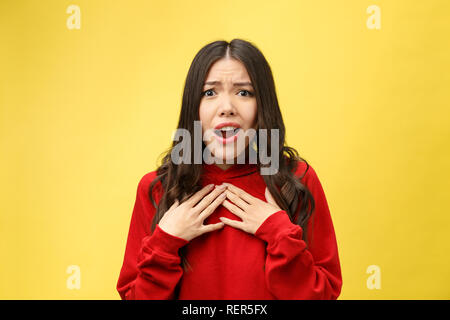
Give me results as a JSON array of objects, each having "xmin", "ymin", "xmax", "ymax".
[{"xmin": 220, "ymin": 126, "xmax": 237, "ymax": 131}]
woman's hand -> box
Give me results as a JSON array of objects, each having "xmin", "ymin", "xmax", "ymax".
[
  {"xmin": 158, "ymin": 184, "xmax": 227, "ymax": 241},
  {"xmin": 219, "ymin": 183, "xmax": 282, "ymax": 235}
]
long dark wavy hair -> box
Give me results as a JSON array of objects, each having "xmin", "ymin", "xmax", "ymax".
[{"xmin": 148, "ymin": 38, "xmax": 316, "ymax": 272}]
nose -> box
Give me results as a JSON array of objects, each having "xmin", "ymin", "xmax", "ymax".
[
  {"xmin": 218, "ymin": 97, "xmax": 236, "ymax": 116},
  {"xmin": 219, "ymin": 108, "xmax": 236, "ymax": 116}
]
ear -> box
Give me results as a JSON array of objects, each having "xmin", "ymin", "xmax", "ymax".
[{"xmin": 265, "ymin": 187, "xmax": 277, "ymax": 205}]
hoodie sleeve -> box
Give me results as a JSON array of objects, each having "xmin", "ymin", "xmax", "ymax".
[
  {"xmin": 116, "ymin": 172, "xmax": 189, "ymax": 300},
  {"xmin": 254, "ymin": 164, "xmax": 343, "ymax": 300}
]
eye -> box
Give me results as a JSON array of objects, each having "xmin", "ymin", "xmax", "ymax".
[
  {"xmin": 238, "ymin": 90, "xmax": 254, "ymax": 97},
  {"xmin": 202, "ymin": 89, "xmax": 215, "ymax": 97}
]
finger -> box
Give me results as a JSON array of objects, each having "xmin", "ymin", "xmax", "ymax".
[
  {"xmin": 219, "ymin": 217, "xmax": 246, "ymax": 231},
  {"xmin": 265, "ymin": 187, "xmax": 277, "ymax": 205},
  {"xmin": 198, "ymin": 191, "xmax": 227, "ymax": 221},
  {"xmin": 165, "ymin": 199, "xmax": 179, "ymax": 215},
  {"xmin": 185, "ymin": 184, "xmax": 215, "ymax": 207},
  {"xmin": 224, "ymin": 189, "xmax": 249, "ymax": 210},
  {"xmin": 200, "ymin": 221, "xmax": 225, "ymax": 234},
  {"xmin": 170, "ymin": 199, "xmax": 179, "ymax": 209},
  {"xmin": 222, "ymin": 183, "xmax": 255, "ymax": 204},
  {"xmin": 221, "ymin": 199, "xmax": 245, "ymax": 219},
  {"xmin": 193, "ymin": 185, "xmax": 227, "ymax": 214}
]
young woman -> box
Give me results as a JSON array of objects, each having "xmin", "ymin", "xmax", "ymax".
[{"xmin": 117, "ymin": 39, "xmax": 342, "ymax": 300}]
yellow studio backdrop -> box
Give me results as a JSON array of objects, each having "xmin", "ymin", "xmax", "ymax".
[{"xmin": 0, "ymin": 0, "xmax": 449, "ymax": 300}]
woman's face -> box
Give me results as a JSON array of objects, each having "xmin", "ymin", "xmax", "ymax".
[{"xmin": 199, "ymin": 57, "xmax": 258, "ymax": 163}]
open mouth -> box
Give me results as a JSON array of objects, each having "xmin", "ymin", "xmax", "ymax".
[{"xmin": 214, "ymin": 127, "xmax": 241, "ymax": 139}]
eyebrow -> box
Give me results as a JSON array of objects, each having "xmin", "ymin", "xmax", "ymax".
[{"xmin": 203, "ymin": 81, "xmax": 253, "ymax": 87}]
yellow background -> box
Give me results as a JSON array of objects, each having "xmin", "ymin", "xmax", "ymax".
[{"xmin": 1, "ymin": 0, "xmax": 449, "ymax": 299}]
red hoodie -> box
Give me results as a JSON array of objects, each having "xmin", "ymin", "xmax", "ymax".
[{"xmin": 116, "ymin": 161, "xmax": 342, "ymax": 300}]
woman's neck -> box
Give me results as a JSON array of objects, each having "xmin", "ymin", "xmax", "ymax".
[
  {"xmin": 214, "ymin": 163, "xmax": 234, "ymax": 171},
  {"xmin": 214, "ymin": 148, "xmax": 252, "ymax": 171}
]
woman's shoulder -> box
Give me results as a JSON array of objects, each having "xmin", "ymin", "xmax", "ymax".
[
  {"xmin": 139, "ymin": 169, "xmax": 159, "ymax": 184},
  {"xmin": 136, "ymin": 169, "xmax": 163, "ymax": 198},
  {"xmin": 292, "ymin": 159, "xmax": 320, "ymax": 185}
]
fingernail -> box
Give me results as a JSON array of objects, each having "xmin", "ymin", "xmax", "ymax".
[{"xmin": 216, "ymin": 184, "xmax": 226, "ymax": 190}]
